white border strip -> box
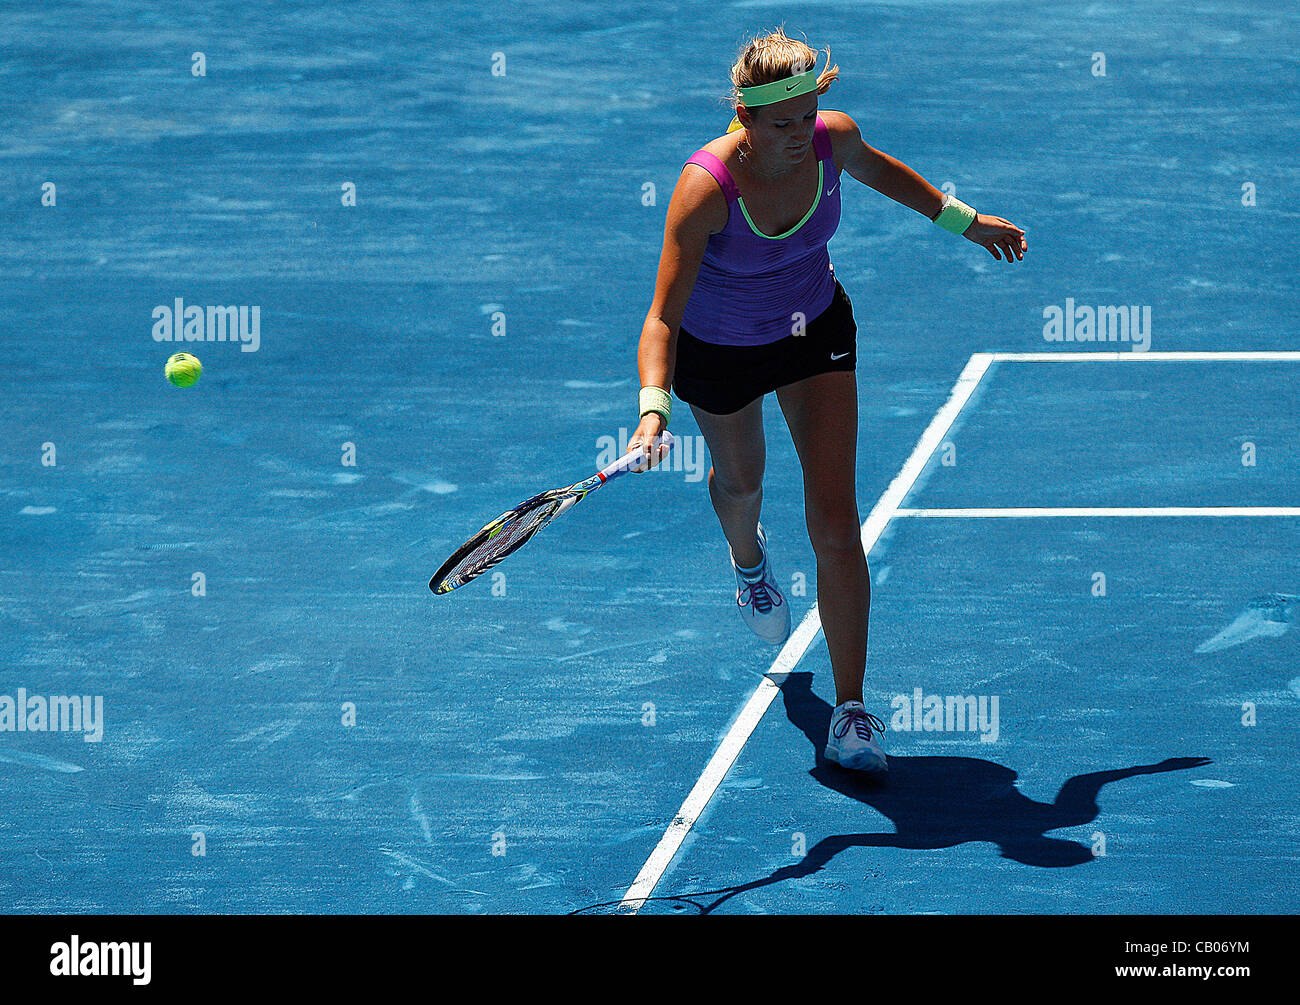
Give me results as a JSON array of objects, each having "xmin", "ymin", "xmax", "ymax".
[
  {"xmin": 618, "ymin": 352, "xmax": 996, "ymax": 913},
  {"xmin": 988, "ymin": 351, "xmax": 1300, "ymax": 362},
  {"xmin": 897, "ymin": 507, "xmax": 1300, "ymax": 518}
]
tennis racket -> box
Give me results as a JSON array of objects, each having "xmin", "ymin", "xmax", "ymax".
[{"xmin": 430, "ymin": 431, "xmax": 675, "ymax": 595}]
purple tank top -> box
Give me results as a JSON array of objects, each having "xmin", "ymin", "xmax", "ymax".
[{"xmin": 679, "ymin": 113, "xmax": 841, "ymax": 346}]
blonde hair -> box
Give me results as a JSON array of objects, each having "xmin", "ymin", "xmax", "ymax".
[{"xmin": 723, "ymin": 26, "xmax": 839, "ymax": 115}]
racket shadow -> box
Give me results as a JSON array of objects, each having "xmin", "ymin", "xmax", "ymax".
[{"xmin": 572, "ymin": 672, "xmax": 1209, "ymax": 915}]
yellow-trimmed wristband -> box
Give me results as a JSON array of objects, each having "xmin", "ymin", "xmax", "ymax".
[
  {"xmin": 934, "ymin": 194, "xmax": 977, "ymax": 235},
  {"xmin": 639, "ymin": 385, "xmax": 671, "ymax": 425}
]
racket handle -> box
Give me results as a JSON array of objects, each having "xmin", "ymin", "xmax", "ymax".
[{"xmin": 599, "ymin": 430, "xmax": 675, "ymax": 482}]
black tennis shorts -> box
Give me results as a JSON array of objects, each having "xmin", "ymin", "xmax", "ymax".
[{"xmin": 673, "ymin": 279, "xmax": 858, "ymax": 416}]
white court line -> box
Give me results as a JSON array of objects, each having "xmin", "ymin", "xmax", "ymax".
[
  {"xmin": 988, "ymin": 351, "xmax": 1300, "ymax": 362},
  {"xmin": 618, "ymin": 352, "xmax": 996, "ymax": 913},
  {"xmin": 897, "ymin": 507, "xmax": 1300, "ymax": 518}
]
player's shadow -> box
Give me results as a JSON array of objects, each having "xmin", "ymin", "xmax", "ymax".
[{"xmin": 572, "ymin": 672, "xmax": 1209, "ymax": 915}]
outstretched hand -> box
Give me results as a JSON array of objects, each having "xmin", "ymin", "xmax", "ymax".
[{"xmin": 964, "ymin": 214, "xmax": 1027, "ymax": 262}]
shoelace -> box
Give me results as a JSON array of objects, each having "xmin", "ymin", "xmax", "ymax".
[
  {"xmin": 833, "ymin": 708, "xmax": 885, "ymax": 742},
  {"xmin": 738, "ymin": 576, "xmax": 781, "ymax": 614}
]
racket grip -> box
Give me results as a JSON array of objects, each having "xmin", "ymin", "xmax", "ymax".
[{"xmin": 600, "ymin": 430, "xmax": 675, "ymax": 481}]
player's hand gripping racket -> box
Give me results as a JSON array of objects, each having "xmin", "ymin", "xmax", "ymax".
[{"xmin": 430, "ymin": 431, "xmax": 675, "ymax": 595}]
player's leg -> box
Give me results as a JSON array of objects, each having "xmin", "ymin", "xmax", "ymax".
[
  {"xmin": 774, "ymin": 369, "xmax": 869, "ymax": 704},
  {"xmin": 691, "ymin": 396, "xmax": 793, "ymax": 644},
  {"xmin": 776, "ymin": 369, "xmax": 883, "ymax": 770},
  {"xmin": 689, "ymin": 396, "xmax": 766, "ymax": 570}
]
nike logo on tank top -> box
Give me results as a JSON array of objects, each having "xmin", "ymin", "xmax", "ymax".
[{"xmin": 679, "ymin": 113, "xmax": 842, "ymax": 346}]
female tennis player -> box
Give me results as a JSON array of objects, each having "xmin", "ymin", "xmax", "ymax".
[{"xmin": 629, "ymin": 29, "xmax": 1026, "ymax": 772}]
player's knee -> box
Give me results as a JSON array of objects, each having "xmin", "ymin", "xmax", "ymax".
[
  {"xmin": 807, "ymin": 509, "xmax": 863, "ymax": 556},
  {"xmin": 710, "ymin": 465, "xmax": 763, "ymax": 502}
]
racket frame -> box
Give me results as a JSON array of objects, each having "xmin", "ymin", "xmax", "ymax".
[{"xmin": 429, "ymin": 432, "xmax": 674, "ymax": 594}]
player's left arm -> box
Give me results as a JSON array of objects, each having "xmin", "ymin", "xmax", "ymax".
[{"xmin": 821, "ymin": 109, "xmax": 1027, "ymax": 262}]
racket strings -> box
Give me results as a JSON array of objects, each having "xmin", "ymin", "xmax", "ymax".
[{"xmin": 440, "ymin": 502, "xmax": 559, "ymax": 589}]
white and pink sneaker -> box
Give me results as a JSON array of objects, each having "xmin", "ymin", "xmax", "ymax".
[
  {"xmin": 825, "ymin": 701, "xmax": 888, "ymax": 773},
  {"xmin": 730, "ymin": 523, "xmax": 791, "ymax": 645}
]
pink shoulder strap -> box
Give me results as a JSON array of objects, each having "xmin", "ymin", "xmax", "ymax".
[
  {"xmin": 813, "ymin": 113, "xmax": 832, "ymax": 162},
  {"xmin": 683, "ymin": 149, "xmax": 739, "ymax": 203}
]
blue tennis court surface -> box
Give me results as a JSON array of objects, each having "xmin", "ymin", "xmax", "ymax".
[{"xmin": 2, "ymin": 2, "xmax": 1297, "ymax": 914}]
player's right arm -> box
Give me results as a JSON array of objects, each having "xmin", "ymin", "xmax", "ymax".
[{"xmin": 630, "ymin": 164, "xmax": 726, "ymax": 468}]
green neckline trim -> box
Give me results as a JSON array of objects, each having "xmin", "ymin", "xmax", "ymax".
[{"xmin": 737, "ymin": 159, "xmax": 824, "ymax": 240}]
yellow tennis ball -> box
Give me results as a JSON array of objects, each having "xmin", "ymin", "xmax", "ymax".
[{"xmin": 164, "ymin": 352, "xmax": 202, "ymax": 388}]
